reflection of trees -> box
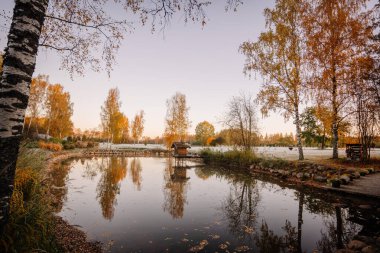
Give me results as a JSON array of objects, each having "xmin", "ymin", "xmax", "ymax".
[
  {"xmin": 163, "ymin": 158, "xmax": 189, "ymax": 219},
  {"xmin": 49, "ymin": 159, "xmax": 72, "ymax": 212},
  {"xmin": 130, "ymin": 158, "xmax": 142, "ymax": 190},
  {"xmin": 317, "ymin": 207, "xmax": 363, "ymax": 253},
  {"xmin": 296, "ymin": 192, "xmax": 304, "ymax": 253},
  {"xmin": 255, "ymin": 222, "xmax": 284, "ymax": 253},
  {"xmin": 96, "ymin": 157, "xmax": 128, "ymax": 220},
  {"xmin": 194, "ymin": 167, "xmax": 212, "ymax": 180},
  {"xmin": 222, "ymin": 179, "xmax": 259, "ymax": 243}
]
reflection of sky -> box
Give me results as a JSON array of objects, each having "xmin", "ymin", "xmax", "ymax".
[{"xmin": 54, "ymin": 157, "xmax": 356, "ymax": 253}]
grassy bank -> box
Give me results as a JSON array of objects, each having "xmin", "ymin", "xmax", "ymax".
[
  {"xmin": 0, "ymin": 144, "xmax": 62, "ymax": 252},
  {"xmin": 200, "ymin": 148, "xmax": 290, "ymax": 169}
]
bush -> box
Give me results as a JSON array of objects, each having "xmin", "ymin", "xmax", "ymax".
[
  {"xmin": 38, "ymin": 141, "xmax": 63, "ymax": 151},
  {"xmin": 63, "ymin": 142, "xmax": 76, "ymax": 150}
]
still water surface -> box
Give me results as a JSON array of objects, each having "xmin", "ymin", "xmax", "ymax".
[{"xmin": 50, "ymin": 157, "xmax": 363, "ymax": 253}]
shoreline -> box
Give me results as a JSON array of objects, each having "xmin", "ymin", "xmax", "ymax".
[{"xmin": 44, "ymin": 149, "xmax": 103, "ymax": 253}]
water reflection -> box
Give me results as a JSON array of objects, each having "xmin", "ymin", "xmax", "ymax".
[
  {"xmin": 130, "ymin": 158, "xmax": 142, "ymax": 190},
  {"xmin": 49, "ymin": 157, "xmax": 378, "ymax": 253},
  {"xmin": 163, "ymin": 158, "xmax": 189, "ymax": 219},
  {"xmin": 221, "ymin": 177, "xmax": 259, "ymax": 242},
  {"xmin": 96, "ymin": 157, "xmax": 128, "ymax": 220}
]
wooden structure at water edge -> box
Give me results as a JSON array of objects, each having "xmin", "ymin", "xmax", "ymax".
[{"xmin": 171, "ymin": 142, "xmax": 201, "ymax": 166}]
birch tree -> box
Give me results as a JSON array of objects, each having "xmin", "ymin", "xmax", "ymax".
[
  {"xmin": 164, "ymin": 92, "xmax": 191, "ymax": 148},
  {"xmin": 25, "ymin": 75, "xmax": 48, "ymax": 135},
  {"xmin": 303, "ymin": 0, "xmax": 372, "ymax": 159},
  {"xmin": 240, "ymin": 0, "xmax": 307, "ymax": 160},
  {"xmin": 100, "ymin": 88, "xmax": 123, "ymax": 143},
  {"xmin": 44, "ymin": 84, "xmax": 73, "ymax": 138},
  {"xmin": 131, "ymin": 110, "xmax": 145, "ymax": 144}
]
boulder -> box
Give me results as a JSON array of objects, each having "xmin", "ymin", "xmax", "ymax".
[
  {"xmin": 353, "ymin": 172, "xmax": 361, "ymax": 179},
  {"xmin": 340, "ymin": 175, "xmax": 351, "ymax": 185},
  {"xmin": 348, "ymin": 240, "xmax": 367, "ymax": 250},
  {"xmin": 361, "ymin": 246, "xmax": 376, "ymax": 253}
]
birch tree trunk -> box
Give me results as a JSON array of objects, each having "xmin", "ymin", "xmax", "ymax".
[
  {"xmin": 295, "ymin": 105, "xmax": 304, "ymax": 160},
  {"xmin": 331, "ymin": 75, "xmax": 339, "ymax": 159},
  {"xmin": 0, "ymin": 0, "xmax": 48, "ymax": 231}
]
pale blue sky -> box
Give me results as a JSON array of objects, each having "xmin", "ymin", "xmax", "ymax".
[{"xmin": 1, "ymin": 0, "xmax": 302, "ymax": 137}]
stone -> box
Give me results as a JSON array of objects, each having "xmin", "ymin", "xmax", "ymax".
[
  {"xmin": 367, "ymin": 168, "xmax": 374, "ymax": 173},
  {"xmin": 353, "ymin": 172, "xmax": 361, "ymax": 179},
  {"xmin": 348, "ymin": 240, "xmax": 367, "ymax": 250},
  {"xmin": 340, "ymin": 175, "xmax": 351, "ymax": 184},
  {"xmin": 304, "ymin": 173, "xmax": 311, "ymax": 178},
  {"xmin": 296, "ymin": 173, "xmax": 304, "ymax": 179},
  {"xmin": 314, "ymin": 176, "xmax": 327, "ymax": 183},
  {"xmin": 361, "ymin": 246, "xmax": 376, "ymax": 253}
]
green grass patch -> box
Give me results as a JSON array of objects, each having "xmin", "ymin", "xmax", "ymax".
[{"xmin": 200, "ymin": 148, "xmax": 290, "ymax": 170}]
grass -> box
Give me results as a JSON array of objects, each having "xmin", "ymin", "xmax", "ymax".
[
  {"xmin": 200, "ymin": 148, "xmax": 290, "ymax": 169},
  {"xmin": 0, "ymin": 143, "xmax": 61, "ymax": 253}
]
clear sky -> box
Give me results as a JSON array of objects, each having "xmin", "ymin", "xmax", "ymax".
[{"xmin": 0, "ymin": 0, "xmax": 301, "ymax": 138}]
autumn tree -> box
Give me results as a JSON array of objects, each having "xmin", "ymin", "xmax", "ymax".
[
  {"xmin": 195, "ymin": 121, "xmax": 215, "ymax": 146},
  {"xmin": 164, "ymin": 92, "xmax": 191, "ymax": 148},
  {"xmin": 44, "ymin": 84, "xmax": 74, "ymax": 138},
  {"xmin": 131, "ymin": 110, "xmax": 145, "ymax": 144},
  {"xmin": 119, "ymin": 114, "xmax": 130, "ymax": 143},
  {"xmin": 223, "ymin": 93, "xmax": 258, "ymax": 151},
  {"xmin": 240, "ymin": 0, "xmax": 307, "ymax": 160},
  {"xmin": 303, "ymin": 0, "xmax": 372, "ymax": 158},
  {"xmin": 100, "ymin": 88, "xmax": 126, "ymax": 143},
  {"xmin": 25, "ymin": 75, "xmax": 48, "ymax": 135}
]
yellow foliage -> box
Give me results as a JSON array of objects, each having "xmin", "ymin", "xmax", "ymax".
[
  {"xmin": 38, "ymin": 141, "xmax": 62, "ymax": 151},
  {"xmin": 10, "ymin": 168, "xmax": 38, "ymax": 214}
]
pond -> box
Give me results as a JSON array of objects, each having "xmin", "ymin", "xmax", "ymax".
[{"xmin": 50, "ymin": 157, "xmax": 375, "ymax": 253}]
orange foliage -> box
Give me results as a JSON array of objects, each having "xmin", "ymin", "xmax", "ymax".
[{"xmin": 38, "ymin": 141, "xmax": 62, "ymax": 151}]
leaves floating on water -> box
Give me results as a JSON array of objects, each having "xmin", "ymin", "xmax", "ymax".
[
  {"xmin": 189, "ymin": 240, "xmax": 209, "ymax": 252},
  {"xmin": 209, "ymin": 234, "xmax": 220, "ymax": 240},
  {"xmin": 235, "ymin": 245, "xmax": 250, "ymax": 252},
  {"xmin": 181, "ymin": 238, "xmax": 189, "ymax": 242},
  {"xmin": 219, "ymin": 243, "xmax": 228, "ymax": 250},
  {"xmin": 243, "ymin": 225, "xmax": 254, "ymax": 234}
]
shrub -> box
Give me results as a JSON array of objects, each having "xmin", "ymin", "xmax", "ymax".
[
  {"xmin": 63, "ymin": 142, "xmax": 76, "ymax": 150},
  {"xmin": 38, "ymin": 141, "xmax": 63, "ymax": 151}
]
